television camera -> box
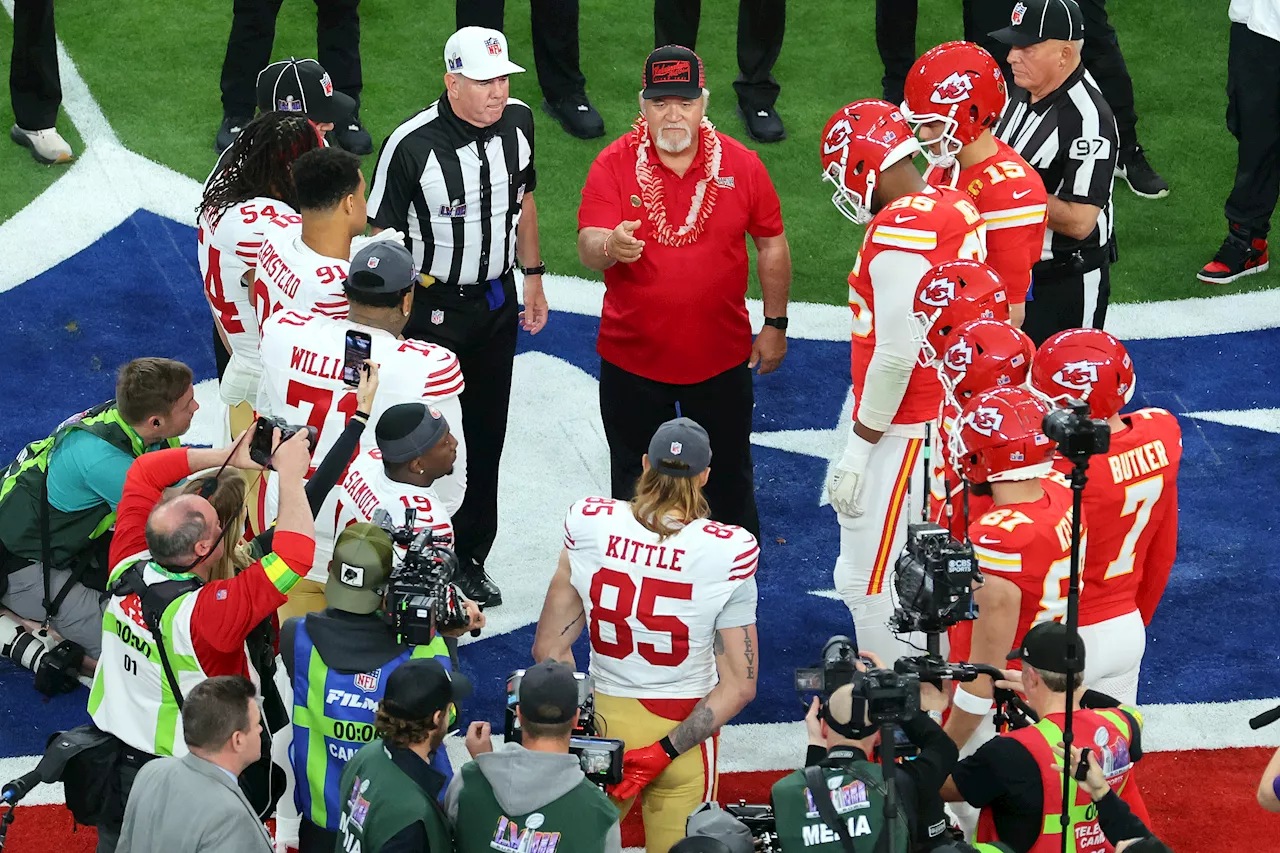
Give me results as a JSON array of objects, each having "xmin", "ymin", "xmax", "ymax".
[
  {"xmin": 504, "ymin": 669, "xmax": 624, "ymax": 789},
  {"xmin": 371, "ymin": 508, "xmax": 470, "ymax": 645}
]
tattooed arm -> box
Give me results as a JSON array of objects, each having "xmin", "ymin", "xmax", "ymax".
[
  {"xmin": 667, "ymin": 624, "xmax": 760, "ymax": 755},
  {"xmin": 531, "ymin": 549, "xmax": 586, "ymax": 667}
]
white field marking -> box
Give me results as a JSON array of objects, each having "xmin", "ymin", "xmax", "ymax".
[{"xmin": 1184, "ymin": 407, "xmax": 1280, "ymax": 435}]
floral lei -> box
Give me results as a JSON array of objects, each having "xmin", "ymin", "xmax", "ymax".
[{"xmin": 631, "ymin": 115, "xmax": 722, "ymax": 247}]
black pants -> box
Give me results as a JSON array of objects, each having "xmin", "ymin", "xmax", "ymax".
[
  {"xmin": 456, "ymin": 0, "xmax": 586, "ymax": 104},
  {"xmin": 94, "ymin": 756, "xmax": 146, "ymax": 853},
  {"xmin": 407, "ymin": 274, "xmax": 519, "ymax": 570},
  {"xmin": 218, "ymin": 0, "xmax": 363, "ymax": 119},
  {"xmin": 1023, "ymin": 263, "xmax": 1111, "ymax": 346},
  {"xmin": 598, "ymin": 359, "xmax": 760, "ymax": 539},
  {"xmin": 653, "ymin": 0, "xmax": 786, "ymax": 110},
  {"xmin": 1225, "ymin": 23, "xmax": 1280, "ymax": 236},
  {"xmin": 299, "ymin": 816, "xmax": 338, "ymax": 853},
  {"xmin": 10, "ymin": 0, "xmax": 60, "ymax": 130},
  {"xmin": 875, "ymin": 0, "xmax": 916, "ymax": 106}
]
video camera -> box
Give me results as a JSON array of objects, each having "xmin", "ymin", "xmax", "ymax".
[
  {"xmin": 0, "ymin": 616, "xmax": 84, "ymax": 696},
  {"xmin": 1042, "ymin": 397, "xmax": 1110, "ymax": 461},
  {"xmin": 794, "ymin": 635, "xmax": 921, "ymax": 728},
  {"xmin": 724, "ymin": 802, "xmax": 780, "ymax": 853},
  {"xmin": 504, "ymin": 669, "xmax": 624, "ymax": 789},
  {"xmin": 371, "ymin": 508, "xmax": 470, "ymax": 645},
  {"xmin": 890, "ymin": 522, "xmax": 979, "ymax": 637}
]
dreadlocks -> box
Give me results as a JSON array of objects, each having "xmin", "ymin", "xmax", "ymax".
[{"xmin": 198, "ymin": 112, "xmax": 322, "ymax": 225}]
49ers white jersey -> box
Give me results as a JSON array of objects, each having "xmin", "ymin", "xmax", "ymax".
[
  {"xmin": 254, "ymin": 215, "xmax": 349, "ymax": 328},
  {"xmin": 563, "ymin": 497, "xmax": 759, "ymax": 699},
  {"xmin": 197, "ymin": 197, "xmax": 295, "ymax": 363},
  {"xmin": 333, "ymin": 447, "xmax": 455, "ymax": 559}
]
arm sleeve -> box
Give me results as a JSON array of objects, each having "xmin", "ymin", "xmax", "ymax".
[
  {"xmin": 47, "ymin": 433, "xmax": 136, "ymax": 510},
  {"xmin": 746, "ymin": 155, "xmax": 784, "ymax": 238},
  {"xmin": 280, "ymin": 616, "xmax": 299, "ymax": 681},
  {"xmin": 191, "ymin": 532, "xmax": 313, "ymax": 654},
  {"xmin": 108, "ymin": 448, "xmax": 198, "ymax": 569},
  {"xmin": 855, "ymin": 250, "xmax": 935, "ymax": 431},
  {"xmin": 714, "ymin": 577, "xmax": 759, "ymax": 630},
  {"xmin": 1056, "ymin": 105, "xmax": 1119, "ymax": 207},
  {"xmin": 805, "ymin": 745, "xmax": 827, "ymax": 768},
  {"xmin": 367, "ymin": 138, "xmax": 420, "ymax": 232},
  {"xmin": 603, "ymin": 818, "xmax": 623, "ymax": 853},
  {"xmin": 380, "ymin": 820, "xmax": 429, "ymax": 853},
  {"xmin": 1095, "ymin": 789, "xmax": 1152, "ymax": 843},
  {"xmin": 950, "ymin": 739, "xmax": 1022, "ymax": 808},
  {"xmin": 577, "ymin": 150, "xmax": 621, "ymax": 231},
  {"xmin": 443, "ymin": 771, "xmax": 463, "ymax": 823},
  {"xmin": 900, "ymin": 711, "xmax": 960, "ymax": 792},
  {"xmin": 1136, "ymin": 477, "xmax": 1178, "ymax": 625},
  {"xmin": 517, "ymin": 105, "xmax": 537, "ymax": 194}
]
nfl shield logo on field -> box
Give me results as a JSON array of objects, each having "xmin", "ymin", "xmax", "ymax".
[
  {"xmin": 670, "ymin": 441, "xmax": 682, "ymax": 455},
  {"xmin": 1011, "ymin": 2, "xmax": 1027, "ymax": 24},
  {"xmin": 431, "ymin": 309, "xmax": 445, "ymax": 325},
  {"xmin": 355, "ymin": 669, "xmax": 381, "ymax": 693}
]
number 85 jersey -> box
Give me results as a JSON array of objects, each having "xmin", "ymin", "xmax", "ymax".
[{"xmin": 563, "ymin": 498, "xmax": 759, "ymax": 699}]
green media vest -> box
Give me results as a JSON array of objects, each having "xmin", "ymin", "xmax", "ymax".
[
  {"xmin": 336, "ymin": 739, "xmax": 453, "ymax": 853},
  {"xmin": 771, "ymin": 753, "xmax": 908, "ymax": 853},
  {"xmin": 453, "ymin": 760, "xmax": 617, "ymax": 853},
  {"xmin": 0, "ymin": 400, "xmax": 177, "ymax": 568}
]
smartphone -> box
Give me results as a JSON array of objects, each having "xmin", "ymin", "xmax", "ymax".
[{"xmin": 342, "ymin": 330, "xmax": 373, "ymax": 386}]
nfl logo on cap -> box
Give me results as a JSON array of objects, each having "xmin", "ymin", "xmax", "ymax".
[
  {"xmin": 367, "ymin": 256, "xmax": 380, "ymax": 269},
  {"xmin": 485, "ymin": 36, "xmax": 502, "ymax": 56},
  {"xmin": 670, "ymin": 441, "xmax": 682, "ymax": 455},
  {"xmin": 1011, "ymin": 1, "xmax": 1027, "ymax": 23},
  {"xmin": 429, "ymin": 406, "xmax": 442, "ymax": 419},
  {"xmin": 320, "ymin": 71, "xmax": 334, "ymax": 97}
]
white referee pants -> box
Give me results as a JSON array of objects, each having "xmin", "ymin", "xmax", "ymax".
[{"xmin": 1080, "ymin": 609, "xmax": 1146, "ymax": 706}]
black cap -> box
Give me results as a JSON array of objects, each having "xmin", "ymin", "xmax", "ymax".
[
  {"xmin": 256, "ymin": 57, "xmax": 357, "ymax": 124},
  {"xmin": 375, "ymin": 403, "xmax": 450, "ymax": 464},
  {"xmin": 990, "ymin": 0, "xmax": 1084, "ymax": 47},
  {"xmin": 642, "ymin": 45, "xmax": 706, "ymax": 100},
  {"xmin": 1006, "ymin": 621, "xmax": 1084, "ymax": 673},
  {"xmin": 382, "ymin": 658, "xmax": 472, "ymax": 722},
  {"xmin": 517, "ymin": 661, "xmax": 579, "ymax": 725},
  {"xmin": 348, "ymin": 241, "xmax": 418, "ymax": 295},
  {"xmin": 647, "ymin": 417, "xmax": 712, "ymax": 478}
]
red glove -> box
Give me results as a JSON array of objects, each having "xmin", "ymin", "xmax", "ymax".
[{"xmin": 607, "ymin": 739, "xmax": 675, "ymax": 801}]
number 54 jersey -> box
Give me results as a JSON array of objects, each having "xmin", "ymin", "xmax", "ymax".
[{"xmin": 563, "ymin": 498, "xmax": 759, "ymax": 699}]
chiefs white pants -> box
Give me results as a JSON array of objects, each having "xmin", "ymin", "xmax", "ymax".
[
  {"xmin": 833, "ymin": 430, "xmax": 927, "ymax": 663},
  {"xmin": 949, "ymin": 709, "xmax": 998, "ymax": 839},
  {"xmin": 1080, "ymin": 609, "xmax": 1146, "ymax": 706}
]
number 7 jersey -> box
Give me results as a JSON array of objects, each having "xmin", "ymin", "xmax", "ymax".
[{"xmin": 563, "ymin": 498, "xmax": 759, "ymax": 699}]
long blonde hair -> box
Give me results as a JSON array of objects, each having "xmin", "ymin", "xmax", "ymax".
[
  {"xmin": 630, "ymin": 462, "xmax": 710, "ymax": 541},
  {"xmin": 182, "ymin": 470, "xmax": 248, "ymax": 582}
]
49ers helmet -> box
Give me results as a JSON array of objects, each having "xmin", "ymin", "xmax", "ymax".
[
  {"xmin": 901, "ymin": 41, "xmax": 1008, "ymax": 168},
  {"xmin": 955, "ymin": 387, "xmax": 1056, "ymax": 484},
  {"xmin": 912, "ymin": 259, "xmax": 1011, "ymax": 367},
  {"xmin": 938, "ymin": 318, "xmax": 1036, "ymax": 410},
  {"xmin": 1029, "ymin": 328, "xmax": 1136, "ymax": 419},
  {"xmin": 820, "ymin": 99, "xmax": 921, "ymax": 225}
]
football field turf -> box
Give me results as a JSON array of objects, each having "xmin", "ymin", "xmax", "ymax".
[{"xmin": 0, "ymin": 0, "xmax": 1273, "ymax": 304}]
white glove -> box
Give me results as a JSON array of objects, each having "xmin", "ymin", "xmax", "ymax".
[
  {"xmin": 827, "ymin": 431, "xmax": 875, "ymax": 517},
  {"xmin": 349, "ymin": 228, "xmax": 406, "ymax": 259}
]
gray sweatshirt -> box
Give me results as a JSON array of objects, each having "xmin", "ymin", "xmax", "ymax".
[{"xmin": 443, "ymin": 742, "xmax": 623, "ymax": 853}]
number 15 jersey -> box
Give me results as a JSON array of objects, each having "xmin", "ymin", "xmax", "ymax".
[{"xmin": 563, "ymin": 498, "xmax": 759, "ymax": 699}]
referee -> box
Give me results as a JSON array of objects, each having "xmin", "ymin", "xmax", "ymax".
[
  {"xmin": 990, "ymin": 0, "xmax": 1119, "ymax": 346},
  {"xmin": 365, "ymin": 26, "xmax": 549, "ymax": 609}
]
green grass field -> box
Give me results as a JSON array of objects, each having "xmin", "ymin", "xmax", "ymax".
[{"xmin": 1, "ymin": 0, "xmax": 1271, "ymax": 306}]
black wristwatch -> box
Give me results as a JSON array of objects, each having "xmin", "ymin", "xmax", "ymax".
[
  {"xmin": 763, "ymin": 316, "xmax": 788, "ymax": 331},
  {"xmin": 521, "ymin": 262, "xmax": 547, "ymax": 276}
]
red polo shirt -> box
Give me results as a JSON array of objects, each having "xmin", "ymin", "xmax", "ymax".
[{"xmin": 578, "ymin": 130, "xmax": 784, "ymax": 384}]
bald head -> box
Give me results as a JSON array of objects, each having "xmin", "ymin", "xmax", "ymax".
[{"xmin": 146, "ymin": 494, "xmax": 220, "ymax": 569}]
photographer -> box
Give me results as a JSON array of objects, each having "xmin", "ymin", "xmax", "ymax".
[
  {"xmin": 336, "ymin": 658, "xmax": 466, "ymax": 853},
  {"xmin": 87, "ymin": 427, "xmax": 315, "ymax": 853},
  {"xmin": 0, "ymin": 357, "xmax": 196, "ymax": 667},
  {"xmin": 771, "ymin": 650, "xmax": 958, "ymax": 852},
  {"xmin": 281, "ymin": 521, "xmax": 483, "ymax": 853},
  {"xmin": 445, "ymin": 661, "xmax": 622, "ymax": 853}
]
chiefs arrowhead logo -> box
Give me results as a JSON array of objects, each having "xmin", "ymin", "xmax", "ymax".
[
  {"xmin": 823, "ymin": 118, "xmax": 854, "ymax": 156},
  {"xmin": 918, "ymin": 277, "xmax": 957, "ymax": 308},
  {"xmin": 931, "ymin": 72, "xmax": 975, "ymax": 106},
  {"xmin": 943, "ymin": 339, "xmax": 975, "ymax": 373},
  {"xmin": 966, "ymin": 405, "xmax": 1005, "ymax": 437},
  {"xmin": 1054, "ymin": 360, "xmax": 1100, "ymax": 392}
]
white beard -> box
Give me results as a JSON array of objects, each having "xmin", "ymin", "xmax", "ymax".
[{"xmin": 655, "ymin": 124, "xmax": 694, "ymax": 154}]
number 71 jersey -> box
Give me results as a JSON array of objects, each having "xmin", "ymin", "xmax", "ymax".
[{"xmin": 563, "ymin": 498, "xmax": 759, "ymax": 699}]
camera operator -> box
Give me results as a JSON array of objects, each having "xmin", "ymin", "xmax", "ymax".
[
  {"xmin": 771, "ymin": 650, "xmax": 958, "ymax": 852},
  {"xmin": 445, "ymin": 661, "xmax": 622, "ymax": 852},
  {"xmin": 280, "ymin": 521, "xmax": 483, "ymax": 853},
  {"xmin": 0, "ymin": 357, "xmax": 196, "ymax": 668},
  {"xmin": 940, "ymin": 623, "xmax": 1143, "ymax": 853},
  {"xmin": 86, "ymin": 427, "xmax": 315, "ymax": 853},
  {"xmin": 336, "ymin": 657, "xmax": 467, "ymax": 853}
]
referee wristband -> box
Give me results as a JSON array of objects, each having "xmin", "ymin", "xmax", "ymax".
[
  {"xmin": 658, "ymin": 736, "xmax": 680, "ymax": 760},
  {"xmin": 953, "ymin": 687, "xmax": 994, "ymax": 716}
]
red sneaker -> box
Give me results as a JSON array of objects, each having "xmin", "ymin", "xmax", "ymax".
[{"xmin": 1198, "ymin": 224, "xmax": 1269, "ymax": 284}]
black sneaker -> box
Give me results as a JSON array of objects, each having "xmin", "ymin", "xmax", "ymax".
[
  {"xmin": 1115, "ymin": 144, "xmax": 1168, "ymax": 199},
  {"xmin": 333, "ymin": 115, "xmax": 374, "ymax": 156},
  {"xmin": 542, "ymin": 97, "xmax": 605, "ymax": 140},
  {"xmin": 214, "ymin": 115, "xmax": 251, "ymax": 154},
  {"xmin": 1198, "ymin": 223, "xmax": 1270, "ymax": 284},
  {"xmin": 737, "ymin": 104, "xmax": 787, "ymax": 144},
  {"xmin": 455, "ymin": 562, "xmax": 503, "ymax": 608}
]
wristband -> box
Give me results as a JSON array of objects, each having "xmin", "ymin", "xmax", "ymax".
[
  {"xmin": 952, "ymin": 687, "xmax": 994, "ymax": 716},
  {"xmin": 658, "ymin": 735, "xmax": 680, "ymax": 760},
  {"xmin": 602, "ymin": 232, "xmax": 613, "ymax": 259}
]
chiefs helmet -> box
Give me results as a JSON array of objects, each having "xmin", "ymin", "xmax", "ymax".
[
  {"xmin": 912, "ymin": 260, "xmax": 1010, "ymax": 367},
  {"xmin": 1029, "ymin": 328, "xmax": 1136, "ymax": 419},
  {"xmin": 820, "ymin": 99, "xmax": 921, "ymax": 224},
  {"xmin": 938, "ymin": 318, "xmax": 1036, "ymax": 411},
  {"xmin": 901, "ymin": 41, "xmax": 1008, "ymax": 168},
  {"xmin": 954, "ymin": 387, "xmax": 1056, "ymax": 485}
]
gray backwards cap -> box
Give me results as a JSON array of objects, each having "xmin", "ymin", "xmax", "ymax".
[
  {"xmin": 377, "ymin": 403, "xmax": 450, "ymax": 464},
  {"xmin": 647, "ymin": 417, "xmax": 711, "ymax": 477},
  {"xmin": 348, "ymin": 240, "xmax": 417, "ymax": 294}
]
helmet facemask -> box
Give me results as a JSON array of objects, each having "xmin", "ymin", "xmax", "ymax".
[
  {"xmin": 823, "ymin": 156, "xmax": 876, "ymax": 225},
  {"xmin": 902, "ymin": 103, "xmax": 964, "ymax": 169}
]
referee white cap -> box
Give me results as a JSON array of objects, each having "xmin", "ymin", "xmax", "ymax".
[
  {"xmin": 990, "ymin": 0, "xmax": 1085, "ymax": 46},
  {"xmin": 444, "ymin": 27, "xmax": 526, "ymax": 80}
]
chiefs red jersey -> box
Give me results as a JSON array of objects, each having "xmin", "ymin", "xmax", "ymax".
[
  {"xmin": 1057, "ymin": 408, "xmax": 1181, "ymax": 627},
  {"xmin": 849, "ymin": 186, "xmax": 987, "ymax": 425},
  {"xmin": 926, "ymin": 140, "xmax": 1046, "ymax": 303},
  {"xmin": 952, "ymin": 477, "xmax": 1080, "ymax": 666},
  {"xmin": 929, "ymin": 412, "xmax": 994, "ymax": 539}
]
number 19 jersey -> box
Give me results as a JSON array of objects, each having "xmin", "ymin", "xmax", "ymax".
[{"xmin": 563, "ymin": 498, "xmax": 759, "ymax": 699}]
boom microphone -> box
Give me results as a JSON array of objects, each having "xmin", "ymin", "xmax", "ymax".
[{"xmin": 0, "ymin": 769, "xmax": 43, "ymax": 804}]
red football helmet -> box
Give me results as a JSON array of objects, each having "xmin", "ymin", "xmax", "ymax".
[
  {"xmin": 954, "ymin": 387, "xmax": 1056, "ymax": 485},
  {"xmin": 912, "ymin": 260, "xmax": 1011, "ymax": 367},
  {"xmin": 1029, "ymin": 328, "xmax": 1136, "ymax": 419},
  {"xmin": 820, "ymin": 99, "xmax": 920, "ymax": 224},
  {"xmin": 900, "ymin": 41, "xmax": 1008, "ymax": 169},
  {"xmin": 938, "ymin": 318, "xmax": 1036, "ymax": 411}
]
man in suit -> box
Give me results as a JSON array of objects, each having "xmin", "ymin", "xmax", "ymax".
[{"xmin": 117, "ymin": 676, "xmax": 273, "ymax": 853}]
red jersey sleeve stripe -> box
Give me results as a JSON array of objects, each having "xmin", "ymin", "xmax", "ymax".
[
  {"xmin": 728, "ymin": 565, "xmax": 758, "ymax": 581},
  {"xmin": 424, "ymin": 378, "xmax": 466, "ymax": 399},
  {"xmin": 733, "ymin": 545, "xmax": 759, "ymax": 562}
]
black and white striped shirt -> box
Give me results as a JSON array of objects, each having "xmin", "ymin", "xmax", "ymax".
[
  {"xmin": 994, "ymin": 63, "xmax": 1118, "ymax": 262},
  {"xmin": 366, "ymin": 94, "xmax": 536, "ymax": 285}
]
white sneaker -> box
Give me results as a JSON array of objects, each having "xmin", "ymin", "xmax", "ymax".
[{"xmin": 10, "ymin": 125, "xmax": 73, "ymax": 164}]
